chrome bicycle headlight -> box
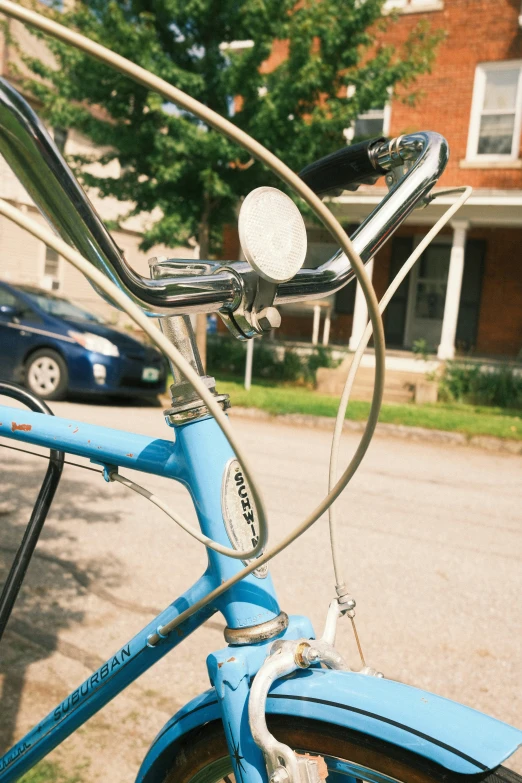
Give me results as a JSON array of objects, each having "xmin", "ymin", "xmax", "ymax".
[{"xmin": 69, "ymin": 330, "xmax": 120, "ymax": 357}]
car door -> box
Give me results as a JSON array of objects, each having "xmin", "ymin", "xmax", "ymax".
[{"xmin": 0, "ymin": 286, "xmax": 27, "ymax": 381}]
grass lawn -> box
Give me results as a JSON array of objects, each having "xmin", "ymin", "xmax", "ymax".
[
  {"xmin": 20, "ymin": 761, "xmax": 83, "ymax": 783},
  {"xmin": 215, "ymin": 378, "xmax": 522, "ymax": 441}
]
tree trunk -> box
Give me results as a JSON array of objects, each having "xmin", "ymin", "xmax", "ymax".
[{"xmin": 196, "ymin": 207, "xmax": 211, "ymax": 372}]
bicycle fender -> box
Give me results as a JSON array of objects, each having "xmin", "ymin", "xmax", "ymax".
[{"xmin": 136, "ymin": 668, "xmax": 522, "ymax": 782}]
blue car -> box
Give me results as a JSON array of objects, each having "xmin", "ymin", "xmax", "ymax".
[{"xmin": 0, "ymin": 282, "xmax": 167, "ymax": 400}]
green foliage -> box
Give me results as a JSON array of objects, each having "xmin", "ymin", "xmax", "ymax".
[
  {"xmin": 20, "ymin": 761, "xmax": 83, "ymax": 783},
  {"xmin": 218, "ymin": 379, "xmax": 522, "ymax": 441},
  {"xmin": 304, "ymin": 344, "xmax": 339, "ymax": 381},
  {"xmin": 439, "ymin": 362, "xmax": 522, "ymax": 409},
  {"xmin": 412, "ymin": 337, "xmax": 429, "ymax": 362},
  {"xmin": 20, "ymin": 0, "xmax": 443, "ymax": 252},
  {"xmin": 207, "ymin": 333, "xmax": 246, "ymax": 375},
  {"xmin": 207, "ymin": 336, "xmax": 338, "ymax": 383}
]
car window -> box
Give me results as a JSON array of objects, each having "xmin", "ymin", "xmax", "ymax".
[
  {"xmin": 0, "ymin": 288, "xmax": 20, "ymax": 309},
  {"xmin": 22, "ymin": 291, "xmax": 104, "ymax": 323}
]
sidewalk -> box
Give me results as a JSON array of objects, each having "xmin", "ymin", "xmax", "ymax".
[{"xmin": 228, "ymin": 406, "xmax": 522, "ymax": 455}]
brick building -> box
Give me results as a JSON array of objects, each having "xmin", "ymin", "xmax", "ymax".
[{"xmin": 273, "ymin": 0, "xmax": 522, "ymax": 361}]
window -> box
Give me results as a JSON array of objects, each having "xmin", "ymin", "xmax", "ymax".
[
  {"xmin": 345, "ymin": 102, "xmax": 391, "ymax": 143},
  {"xmin": 0, "ymin": 288, "xmax": 18, "ymax": 309},
  {"xmin": 467, "ymin": 62, "xmax": 522, "ymax": 160},
  {"xmin": 383, "ymin": 0, "xmax": 443, "ymax": 12},
  {"xmin": 354, "ymin": 106, "xmax": 389, "ymax": 139},
  {"xmin": 23, "ymin": 289, "xmax": 102, "ymax": 322},
  {"xmin": 42, "ymin": 246, "xmax": 61, "ymax": 291},
  {"xmin": 335, "ymin": 282, "xmax": 356, "ymax": 316},
  {"xmin": 40, "ymin": 0, "xmax": 64, "ymax": 9}
]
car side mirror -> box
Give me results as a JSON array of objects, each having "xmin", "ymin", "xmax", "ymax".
[{"xmin": 0, "ymin": 304, "xmax": 23, "ymax": 319}]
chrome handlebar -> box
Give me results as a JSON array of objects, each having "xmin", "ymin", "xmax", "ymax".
[{"xmin": 0, "ymin": 78, "xmax": 448, "ymax": 320}]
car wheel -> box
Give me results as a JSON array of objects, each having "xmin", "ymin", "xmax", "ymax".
[{"xmin": 25, "ymin": 349, "xmax": 68, "ymax": 401}]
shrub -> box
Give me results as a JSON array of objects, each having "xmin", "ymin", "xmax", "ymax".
[
  {"xmin": 207, "ymin": 336, "xmax": 339, "ymax": 384},
  {"xmin": 439, "ymin": 362, "xmax": 522, "ymax": 409},
  {"xmin": 207, "ymin": 335, "xmax": 246, "ymax": 376},
  {"xmin": 412, "ymin": 338, "xmax": 430, "ymax": 362},
  {"xmin": 305, "ymin": 346, "xmax": 340, "ymax": 382}
]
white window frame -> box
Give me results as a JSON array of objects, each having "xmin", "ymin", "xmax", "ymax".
[
  {"xmin": 39, "ymin": 243, "xmax": 63, "ymax": 292},
  {"xmin": 466, "ymin": 60, "xmax": 522, "ymax": 163},
  {"xmin": 344, "ymin": 88, "xmax": 392, "ymax": 143},
  {"xmin": 354, "ymin": 103, "xmax": 392, "ymax": 137},
  {"xmin": 383, "ymin": 0, "xmax": 444, "ymax": 13}
]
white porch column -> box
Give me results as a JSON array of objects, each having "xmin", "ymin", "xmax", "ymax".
[
  {"xmin": 244, "ymin": 337, "xmax": 254, "ymax": 390},
  {"xmin": 322, "ymin": 306, "xmax": 331, "ymax": 346},
  {"xmin": 437, "ymin": 221, "xmax": 469, "ymax": 360},
  {"xmin": 312, "ymin": 304, "xmax": 321, "ymax": 345},
  {"xmin": 348, "ymin": 258, "xmax": 374, "ymax": 351}
]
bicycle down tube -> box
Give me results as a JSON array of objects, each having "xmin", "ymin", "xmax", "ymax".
[{"xmin": 0, "ymin": 409, "xmax": 283, "ymax": 783}]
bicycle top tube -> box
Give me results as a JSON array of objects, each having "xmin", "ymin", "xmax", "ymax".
[{"xmin": 0, "ymin": 403, "xmax": 282, "ymax": 631}]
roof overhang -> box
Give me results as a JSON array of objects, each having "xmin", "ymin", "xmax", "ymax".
[{"xmin": 329, "ymin": 188, "xmax": 522, "ymax": 229}]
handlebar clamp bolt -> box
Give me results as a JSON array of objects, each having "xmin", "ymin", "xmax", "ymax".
[{"xmin": 257, "ymin": 306, "xmax": 281, "ymax": 333}]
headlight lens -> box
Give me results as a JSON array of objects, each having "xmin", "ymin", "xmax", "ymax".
[{"xmin": 69, "ymin": 330, "xmax": 120, "ymax": 357}]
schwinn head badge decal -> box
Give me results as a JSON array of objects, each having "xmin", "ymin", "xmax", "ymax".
[{"xmin": 221, "ymin": 459, "xmax": 268, "ymax": 578}]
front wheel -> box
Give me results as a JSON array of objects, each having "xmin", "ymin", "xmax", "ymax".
[
  {"xmin": 165, "ymin": 716, "xmax": 522, "ymax": 783},
  {"xmin": 25, "ymin": 349, "xmax": 68, "ymax": 400}
]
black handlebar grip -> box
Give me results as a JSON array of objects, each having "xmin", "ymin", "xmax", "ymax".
[{"xmin": 299, "ymin": 137, "xmax": 388, "ymax": 197}]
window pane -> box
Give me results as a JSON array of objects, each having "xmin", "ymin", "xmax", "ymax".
[
  {"xmin": 415, "ymin": 282, "xmax": 446, "ymax": 320},
  {"xmin": 483, "ymin": 69, "xmax": 519, "ymax": 112},
  {"xmin": 0, "ymin": 288, "xmax": 17, "ymax": 308},
  {"xmin": 418, "ymin": 245, "xmax": 450, "ymax": 281},
  {"xmin": 44, "ymin": 246, "xmax": 60, "ymax": 277},
  {"xmin": 478, "ymin": 113, "xmax": 515, "ymax": 154},
  {"xmin": 354, "ymin": 115, "xmax": 384, "ymax": 138}
]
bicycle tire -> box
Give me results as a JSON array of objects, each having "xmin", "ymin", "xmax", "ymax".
[{"xmin": 163, "ymin": 716, "xmax": 522, "ymax": 783}]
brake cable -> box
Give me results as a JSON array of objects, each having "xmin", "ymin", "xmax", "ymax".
[
  {"xmin": 0, "ymin": 2, "xmax": 467, "ymax": 654},
  {"xmin": 0, "ymin": 200, "xmax": 384, "ymax": 648},
  {"xmin": 0, "ymin": 441, "xmax": 102, "ymax": 474},
  {"xmin": 0, "ymin": 1, "xmax": 388, "ymax": 597},
  {"xmin": 327, "ymin": 186, "xmax": 472, "ymax": 665}
]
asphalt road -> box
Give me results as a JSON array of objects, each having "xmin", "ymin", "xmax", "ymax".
[{"xmin": 0, "ymin": 397, "xmax": 521, "ymax": 781}]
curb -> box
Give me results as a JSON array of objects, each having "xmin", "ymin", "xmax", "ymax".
[{"xmin": 227, "ymin": 406, "xmax": 522, "ymax": 456}]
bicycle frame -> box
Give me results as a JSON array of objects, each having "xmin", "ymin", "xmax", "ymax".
[
  {"xmin": 0, "ymin": 5, "xmax": 520, "ymax": 779},
  {"xmin": 0, "ymin": 404, "xmax": 285, "ymax": 781},
  {"xmin": 1, "ymin": 404, "xmax": 522, "ymax": 783}
]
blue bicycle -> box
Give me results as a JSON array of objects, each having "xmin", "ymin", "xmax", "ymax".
[{"xmin": 0, "ymin": 3, "xmax": 520, "ymax": 783}]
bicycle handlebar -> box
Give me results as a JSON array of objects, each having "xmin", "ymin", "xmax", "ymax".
[
  {"xmin": 0, "ymin": 78, "xmax": 448, "ymax": 318},
  {"xmin": 299, "ymin": 137, "xmax": 388, "ymax": 195}
]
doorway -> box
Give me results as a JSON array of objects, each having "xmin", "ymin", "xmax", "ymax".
[{"xmin": 404, "ymin": 241, "xmax": 451, "ymax": 350}]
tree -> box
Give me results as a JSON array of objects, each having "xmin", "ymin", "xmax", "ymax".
[{"xmin": 17, "ymin": 0, "xmax": 442, "ymax": 364}]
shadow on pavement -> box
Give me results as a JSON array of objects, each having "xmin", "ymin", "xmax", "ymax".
[{"xmin": 0, "ymin": 450, "xmax": 127, "ymax": 753}]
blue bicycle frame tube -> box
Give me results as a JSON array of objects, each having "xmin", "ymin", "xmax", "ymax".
[
  {"xmin": 6, "ymin": 405, "xmax": 520, "ymax": 783},
  {"xmin": 0, "ymin": 573, "xmax": 216, "ymax": 783},
  {"xmin": 0, "ymin": 406, "xmax": 182, "ymax": 478},
  {"xmin": 174, "ymin": 418, "xmax": 280, "ymax": 628},
  {"xmin": 0, "ymin": 406, "xmax": 282, "ymax": 781}
]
